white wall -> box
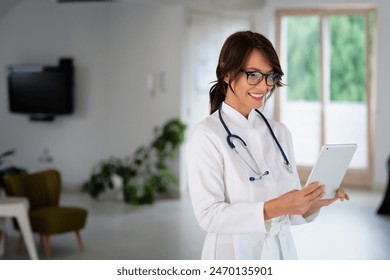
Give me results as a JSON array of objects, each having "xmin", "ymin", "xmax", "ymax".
[
  {"xmin": 373, "ymin": 0, "xmax": 390, "ymax": 189},
  {"xmin": 0, "ymin": 0, "xmax": 185, "ymax": 190},
  {"xmin": 0, "ymin": 0, "xmax": 22, "ymax": 21}
]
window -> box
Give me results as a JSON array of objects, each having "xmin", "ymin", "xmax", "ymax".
[{"xmin": 275, "ymin": 7, "xmax": 377, "ymax": 187}]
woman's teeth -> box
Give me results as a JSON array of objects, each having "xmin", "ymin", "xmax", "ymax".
[{"xmin": 249, "ymin": 93, "xmax": 264, "ymax": 98}]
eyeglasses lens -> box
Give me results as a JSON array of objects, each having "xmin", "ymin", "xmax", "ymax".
[
  {"xmin": 248, "ymin": 73, "xmax": 278, "ymax": 86},
  {"xmin": 266, "ymin": 75, "xmax": 276, "ymax": 86}
]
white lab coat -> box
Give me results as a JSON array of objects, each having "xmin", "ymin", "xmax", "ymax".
[{"xmin": 186, "ymin": 102, "xmax": 317, "ymax": 260}]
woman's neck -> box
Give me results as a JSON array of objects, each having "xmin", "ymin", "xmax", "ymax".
[{"xmin": 224, "ymin": 97, "xmax": 251, "ymax": 119}]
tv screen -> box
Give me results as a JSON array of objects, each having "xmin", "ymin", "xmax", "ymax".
[{"xmin": 7, "ymin": 59, "xmax": 74, "ymax": 120}]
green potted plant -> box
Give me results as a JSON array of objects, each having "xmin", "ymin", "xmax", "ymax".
[{"xmin": 82, "ymin": 118, "xmax": 186, "ymax": 205}]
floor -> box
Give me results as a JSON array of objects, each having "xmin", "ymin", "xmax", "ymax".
[{"xmin": 1, "ymin": 187, "xmax": 390, "ymax": 260}]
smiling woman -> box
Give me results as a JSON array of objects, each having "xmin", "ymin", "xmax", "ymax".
[
  {"xmin": 186, "ymin": 31, "xmax": 349, "ymax": 260},
  {"xmin": 208, "ymin": 32, "xmax": 284, "ymax": 117},
  {"xmin": 224, "ymin": 48, "xmax": 275, "ymax": 117}
]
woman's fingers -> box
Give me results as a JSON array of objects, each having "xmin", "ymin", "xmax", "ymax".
[
  {"xmin": 336, "ymin": 188, "xmax": 350, "ymax": 202},
  {"xmin": 304, "ymin": 182, "xmax": 326, "ymax": 201},
  {"xmin": 302, "ymin": 181, "xmax": 323, "ymax": 195},
  {"xmin": 318, "ymin": 188, "xmax": 350, "ymax": 207},
  {"xmin": 320, "ymin": 197, "xmax": 338, "ymax": 206}
]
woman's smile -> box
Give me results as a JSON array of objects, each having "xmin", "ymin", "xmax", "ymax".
[{"xmin": 248, "ymin": 92, "xmax": 265, "ymax": 102}]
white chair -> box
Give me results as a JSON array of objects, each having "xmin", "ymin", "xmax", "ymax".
[{"xmin": 0, "ymin": 197, "xmax": 38, "ymax": 260}]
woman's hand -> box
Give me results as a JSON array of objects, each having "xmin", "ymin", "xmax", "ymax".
[
  {"xmin": 302, "ymin": 187, "xmax": 350, "ymax": 218},
  {"xmin": 264, "ymin": 182, "xmax": 326, "ymax": 220}
]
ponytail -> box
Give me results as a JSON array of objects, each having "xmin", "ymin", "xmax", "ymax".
[{"xmin": 209, "ymin": 81, "xmax": 227, "ymax": 114}]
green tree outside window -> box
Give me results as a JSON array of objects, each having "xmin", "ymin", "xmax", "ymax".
[{"xmin": 286, "ymin": 15, "xmax": 368, "ymax": 103}]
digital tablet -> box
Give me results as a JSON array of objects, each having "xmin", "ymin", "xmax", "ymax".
[{"xmin": 304, "ymin": 144, "xmax": 357, "ymax": 199}]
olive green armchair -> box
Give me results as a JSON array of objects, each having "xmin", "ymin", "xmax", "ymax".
[{"xmin": 3, "ymin": 169, "xmax": 88, "ymax": 258}]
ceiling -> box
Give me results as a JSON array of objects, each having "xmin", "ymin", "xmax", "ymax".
[
  {"xmin": 0, "ymin": 0, "xmax": 267, "ymax": 22},
  {"xmin": 57, "ymin": 0, "xmax": 267, "ymax": 11}
]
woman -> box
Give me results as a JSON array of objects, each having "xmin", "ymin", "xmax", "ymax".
[{"xmin": 186, "ymin": 31, "xmax": 349, "ymax": 260}]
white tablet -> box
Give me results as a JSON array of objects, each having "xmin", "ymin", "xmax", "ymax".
[{"xmin": 304, "ymin": 144, "xmax": 357, "ymax": 199}]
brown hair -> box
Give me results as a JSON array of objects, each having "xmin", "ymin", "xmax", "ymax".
[{"xmin": 209, "ymin": 31, "xmax": 284, "ymax": 114}]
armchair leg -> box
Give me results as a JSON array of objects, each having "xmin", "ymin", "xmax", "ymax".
[
  {"xmin": 75, "ymin": 231, "xmax": 84, "ymax": 252},
  {"xmin": 0, "ymin": 229, "xmax": 4, "ymax": 256},
  {"xmin": 42, "ymin": 234, "xmax": 51, "ymax": 258},
  {"xmin": 17, "ymin": 234, "xmax": 24, "ymax": 253}
]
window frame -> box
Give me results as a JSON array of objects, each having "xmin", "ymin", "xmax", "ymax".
[{"xmin": 275, "ymin": 7, "xmax": 377, "ymax": 188}]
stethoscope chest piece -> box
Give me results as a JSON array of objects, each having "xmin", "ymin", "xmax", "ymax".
[{"xmin": 285, "ymin": 163, "xmax": 293, "ymax": 174}]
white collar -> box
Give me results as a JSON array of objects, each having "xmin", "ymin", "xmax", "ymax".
[{"xmin": 222, "ymin": 102, "xmax": 258, "ymax": 127}]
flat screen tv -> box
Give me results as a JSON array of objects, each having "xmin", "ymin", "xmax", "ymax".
[{"xmin": 7, "ymin": 58, "xmax": 74, "ymax": 121}]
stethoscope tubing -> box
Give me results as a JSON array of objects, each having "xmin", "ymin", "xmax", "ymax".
[
  {"xmin": 218, "ymin": 103, "xmax": 293, "ymax": 178},
  {"xmin": 254, "ymin": 108, "xmax": 290, "ymax": 169}
]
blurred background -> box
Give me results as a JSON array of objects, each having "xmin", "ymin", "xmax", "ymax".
[{"xmin": 0, "ymin": 0, "xmax": 389, "ymax": 260}]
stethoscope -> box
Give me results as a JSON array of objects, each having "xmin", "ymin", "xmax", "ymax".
[{"xmin": 218, "ymin": 103, "xmax": 293, "ymax": 181}]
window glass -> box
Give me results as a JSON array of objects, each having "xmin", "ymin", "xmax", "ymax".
[
  {"xmin": 329, "ymin": 15, "xmax": 366, "ymax": 103},
  {"xmin": 286, "ymin": 16, "xmax": 321, "ymax": 101}
]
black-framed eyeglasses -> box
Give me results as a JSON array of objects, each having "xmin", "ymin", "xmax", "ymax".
[{"xmin": 240, "ymin": 69, "xmax": 280, "ymax": 86}]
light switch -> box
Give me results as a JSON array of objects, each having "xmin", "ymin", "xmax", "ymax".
[{"xmin": 147, "ymin": 71, "xmax": 156, "ymax": 97}]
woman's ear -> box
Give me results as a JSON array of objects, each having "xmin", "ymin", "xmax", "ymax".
[{"xmin": 224, "ymin": 73, "xmax": 230, "ymax": 84}]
